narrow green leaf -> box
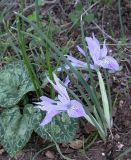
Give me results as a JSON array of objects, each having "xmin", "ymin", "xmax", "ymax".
[
  {"xmin": 27, "ymin": 11, "xmax": 37, "ymax": 22},
  {"xmin": 115, "ymin": 147, "xmax": 131, "ymax": 160},
  {"xmin": 97, "ymin": 70, "xmax": 112, "ymax": 129}
]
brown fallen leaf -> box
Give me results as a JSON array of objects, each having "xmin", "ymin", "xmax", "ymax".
[
  {"xmin": 84, "ymin": 122, "xmax": 96, "ymax": 133},
  {"xmin": 45, "ymin": 150, "xmax": 55, "ymax": 159},
  {"xmin": 124, "ymin": 0, "xmax": 131, "ymax": 9},
  {"xmin": 14, "ymin": 151, "xmax": 25, "ymax": 160},
  {"xmin": 69, "ymin": 139, "xmax": 83, "ymax": 150},
  {"xmin": 0, "ymin": 149, "xmax": 4, "ymax": 155}
]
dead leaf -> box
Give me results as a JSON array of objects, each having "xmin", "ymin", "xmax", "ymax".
[
  {"xmin": 69, "ymin": 139, "xmax": 83, "ymax": 150},
  {"xmin": 0, "ymin": 149, "xmax": 4, "ymax": 155},
  {"xmin": 45, "ymin": 150, "xmax": 55, "ymax": 159}
]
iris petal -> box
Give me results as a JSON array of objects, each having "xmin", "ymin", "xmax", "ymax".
[
  {"xmin": 100, "ymin": 40, "xmax": 107, "ymax": 58},
  {"xmin": 76, "ymin": 45, "xmax": 86, "ymax": 56},
  {"xmin": 86, "ymin": 36, "xmax": 101, "ymax": 62},
  {"xmin": 64, "ymin": 76, "xmax": 70, "ymax": 87},
  {"xmin": 67, "ymin": 100, "xmax": 86, "ymax": 118},
  {"xmin": 66, "ymin": 55, "xmax": 87, "ymax": 68},
  {"xmin": 40, "ymin": 110, "xmax": 61, "ymax": 126},
  {"xmin": 96, "ymin": 56, "xmax": 119, "ymax": 71},
  {"xmin": 40, "ymin": 96, "xmax": 56, "ymax": 104}
]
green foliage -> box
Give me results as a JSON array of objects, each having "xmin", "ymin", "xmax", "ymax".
[
  {"xmin": 34, "ymin": 112, "xmax": 78, "ymax": 143},
  {"xmin": 117, "ymin": 37, "xmax": 127, "ymax": 59},
  {"xmin": 38, "ymin": 72, "xmax": 49, "ymax": 88},
  {"xmin": 0, "ymin": 104, "xmax": 39, "ymax": 157},
  {"xmin": 100, "ymin": 0, "xmax": 114, "ymax": 5},
  {"xmin": 0, "ymin": 59, "xmax": 78, "ymax": 155},
  {"xmin": 27, "ymin": 11, "xmax": 37, "ymax": 22},
  {"xmin": 38, "ymin": 0, "xmax": 44, "ymax": 6},
  {"xmin": 69, "ymin": 3, "xmax": 83, "ymax": 25},
  {"xmin": 69, "ymin": 3, "xmax": 94, "ymax": 26},
  {"xmin": 0, "ymin": 0, "xmax": 120, "ymax": 158},
  {"xmin": 0, "ymin": 41, "xmax": 9, "ymax": 59},
  {"xmin": 84, "ymin": 13, "xmax": 94, "ymax": 24},
  {"xmin": 16, "ymin": 13, "xmax": 109, "ymax": 139},
  {"xmin": 0, "ymin": 61, "xmax": 35, "ymax": 108}
]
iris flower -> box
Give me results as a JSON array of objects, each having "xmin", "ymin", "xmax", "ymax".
[
  {"xmin": 86, "ymin": 34, "xmax": 119, "ymax": 70},
  {"xmin": 58, "ymin": 34, "xmax": 119, "ymax": 71},
  {"xmin": 35, "ymin": 73, "xmax": 86, "ymax": 126}
]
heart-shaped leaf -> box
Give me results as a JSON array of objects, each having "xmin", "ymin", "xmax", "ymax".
[
  {"xmin": 0, "ymin": 61, "xmax": 35, "ymax": 108},
  {"xmin": 34, "ymin": 112, "xmax": 78, "ymax": 143},
  {"xmin": 0, "ymin": 104, "xmax": 39, "ymax": 157}
]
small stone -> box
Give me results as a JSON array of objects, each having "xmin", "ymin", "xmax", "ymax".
[
  {"xmin": 117, "ymin": 142, "xmax": 124, "ymax": 151},
  {"xmin": 109, "ymin": 49, "xmax": 112, "ymax": 53},
  {"xmin": 69, "ymin": 139, "xmax": 83, "ymax": 150},
  {"xmin": 102, "ymin": 152, "xmax": 105, "ymax": 156},
  {"xmin": 114, "ymin": 134, "xmax": 120, "ymax": 139},
  {"xmin": 0, "ymin": 149, "xmax": 4, "ymax": 155},
  {"xmin": 62, "ymin": 143, "xmax": 69, "ymax": 148},
  {"xmin": 15, "ymin": 151, "xmax": 24, "ymax": 159},
  {"xmin": 45, "ymin": 150, "xmax": 55, "ymax": 159},
  {"xmin": 119, "ymin": 100, "xmax": 124, "ymax": 107}
]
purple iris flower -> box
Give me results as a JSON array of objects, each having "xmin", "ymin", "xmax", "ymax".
[
  {"xmin": 35, "ymin": 73, "xmax": 86, "ymax": 126},
  {"xmin": 86, "ymin": 34, "xmax": 119, "ymax": 71},
  {"xmin": 58, "ymin": 34, "xmax": 119, "ymax": 71}
]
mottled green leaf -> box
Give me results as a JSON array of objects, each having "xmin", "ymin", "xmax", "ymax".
[
  {"xmin": 0, "ymin": 61, "xmax": 35, "ymax": 108},
  {"xmin": 34, "ymin": 112, "xmax": 78, "ymax": 143},
  {"xmin": 84, "ymin": 13, "xmax": 94, "ymax": 24},
  {"xmin": 69, "ymin": 3, "xmax": 83, "ymax": 25},
  {"xmin": 69, "ymin": 3, "xmax": 94, "ymax": 26},
  {"xmin": 0, "ymin": 104, "xmax": 39, "ymax": 157}
]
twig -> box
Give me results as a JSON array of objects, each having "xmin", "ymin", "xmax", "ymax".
[
  {"xmin": 93, "ymin": 22, "xmax": 131, "ymax": 53},
  {"xmin": 23, "ymin": 0, "xmax": 58, "ymax": 12},
  {"xmin": 93, "ymin": 22, "xmax": 117, "ymax": 43},
  {"xmin": 80, "ymin": 1, "xmax": 100, "ymax": 21}
]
